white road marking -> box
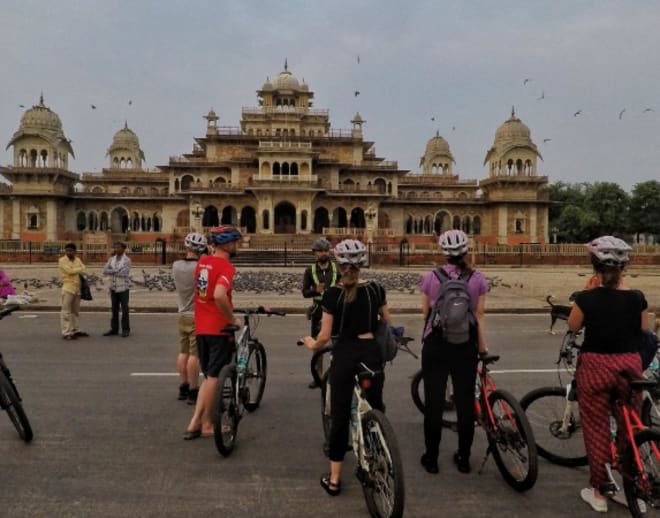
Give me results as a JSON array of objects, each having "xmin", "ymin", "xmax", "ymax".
[{"xmin": 130, "ymin": 368, "xmax": 561, "ymax": 377}]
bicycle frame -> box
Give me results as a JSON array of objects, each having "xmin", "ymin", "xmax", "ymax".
[{"xmin": 476, "ymin": 358, "xmax": 517, "ymax": 434}]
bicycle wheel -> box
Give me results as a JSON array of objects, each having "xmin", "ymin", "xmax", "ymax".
[
  {"xmin": 360, "ymin": 409, "xmax": 405, "ymax": 518},
  {"xmin": 622, "ymin": 428, "xmax": 660, "ymax": 517},
  {"xmin": 0, "ymin": 372, "xmax": 33, "ymax": 443},
  {"xmin": 486, "ymin": 389, "xmax": 538, "ymax": 492},
  {"xmin": 642, "ymin": 394, "xmax": 660, "ymax": 429},
  {"xmin": 243, "ymin": 340, "xmax": 267, "ymax": 412},
  {"xmin": 410, "ymin": 370, "xmax": 457, "ymax": 430},
  {"xmin": 520, "ymin": 386, "xmax": 587, "ymax": 467},
  {"xmin": 311, "ymin": 346, "xmax": 331, "ymax": 388},
  {"xmin": 320, "ymin": 370, "xmax": 332, "ymax": 457},
  {"xmin": 212, "ymin": 364, "xmax": 239, "ymax": 457}
]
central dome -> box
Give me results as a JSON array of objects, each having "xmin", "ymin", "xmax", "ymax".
[
  {"xmin": 425, "ymin": 133, "xmax": 451, "ymax": 156},
  {"xmin": 271, "ymin": 61, "xmax": 301, "ymax": 91},
  {"xmin": 110, "ymin": 124, "xmax": 140, "ymax": 150}
]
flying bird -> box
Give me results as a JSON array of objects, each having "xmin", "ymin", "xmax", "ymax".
[
  {"xmin": 354, "ymin": 90, "xmax": 360, "ymax": 97},
  {"xmin": 573, "ymin": 110, "xmax": 582, "ymax": 117},
  {"xmin": 543, "ymin": 138, "xmax": 552, "ymax": 143},
  {"xmin": 618, "ymin": 108, "xmax": 626, "ymax": 120},
  {"xmin": 451, "ymin": 126, "xmax": 456, "ymax": 131},
  {"xmin": 128, "ymin": 100, "xmax": 132, "ymax": 106},
  {"xmin": 537, "ymin": 91, "xmax": 545, "ymax": 101},
  {"xmin": 643, "ymin": 107, "xmax": 654, "ymax": 113},
  {"xmin": 430, "ymin": 117, "xmax": 435, "ymax": 121},
  {"xmin": 523, "ymin": 78, "xmax": 533, "ymax": 85},
  {"xmin": 18, "ymin": 104, "xmax": 24, "ymax": 108},
  {"xmin": 357, "ymin": 55, "xmax": 360, "ymax": 64},
  {"xmin": 90, "ymin": 104, "xmax": 97, "ymax": 109}
]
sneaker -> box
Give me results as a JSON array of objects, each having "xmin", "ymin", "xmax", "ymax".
[
  {"xmin": 103, "ymin": 330, "xmax": 118, "ymax": 336},
  {"xmin": 121, "ymin": 331, "xmax": 130, "ymax": 337},
  {"xmin": 186, "ymin": 388, "xmax": 199, "ymax": 405},
  {"xmin": 420, "ymin": 453, "xmax": 439, "ymax": 474},
  {"xmin": 581, "ymin": 488, "xmax": 608, "ymax": 513},
  {"xmin": 178, "ymin": 383, "xmax": 189, "ymax": 400},
  {"xmin": 453, "ymin": 451, "xmax": 471, "ymax": 474},
  {"xmin": 308, "ymin": 380, "xmax": 319, "ymax": 389}
]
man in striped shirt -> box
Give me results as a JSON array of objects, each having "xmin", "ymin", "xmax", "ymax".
[{"xmin": 102, "ymin": 241, "xmax": 132, "ymax": 337}]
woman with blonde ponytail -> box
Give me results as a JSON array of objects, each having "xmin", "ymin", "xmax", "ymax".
[{"xmin": 302, "ymin": 239, "xmax": 392, "ymax": 497}]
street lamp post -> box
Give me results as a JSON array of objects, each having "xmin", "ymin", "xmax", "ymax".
[
  {"xmin": 364, "ymin": 207, "xmax": 377, "ymax": 244},
  {"xmin": 551, "ymin": 226, "xmax": 559, "ymax": 244},
  {"xmin": 191, "ymin": 203, "xmax": 203, "ymax": 231}
]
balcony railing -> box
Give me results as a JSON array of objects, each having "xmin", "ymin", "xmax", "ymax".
[
  {"xmin": 258, "ymin": 141, "xmax": 313, "ymax": 151},
  {"xmin": 399, "ymin": 174, "xmax": 477, "ymax": 185},
  {"xmin": 242, "ymin": 106, "xmax": 329, "ymax": 116},
  {"xmin": 253, "ymin": 174, "xmax": 319, "ymax": 185}
]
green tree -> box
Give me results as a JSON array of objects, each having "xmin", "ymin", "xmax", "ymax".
[
  {"xmin": 547, "ymin": 182, "xmax": 589, "ymax": 222},
  {"xmin": 583, "ymin": 182, "xmax": 630, "ymax": 236},
  {"xmin": 629, "ymin": 180, "xmax": 660, "ymax": 240},
  {"xmin": 556, "ymin": 205, "xmax": 600, "ymax": 242}
]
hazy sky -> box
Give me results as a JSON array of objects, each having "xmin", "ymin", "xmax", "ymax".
[{"xmin": 2, "ymin": 0, "xmax": 659, "ymax": 190}]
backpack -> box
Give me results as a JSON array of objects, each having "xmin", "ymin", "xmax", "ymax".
[
  {"xmin": 428, "ymin": 268, "xmax": 476, "ymax": 345},
  {"xmin": 365, "ymin": 282, "xmax": 398, "ymax": 363}
]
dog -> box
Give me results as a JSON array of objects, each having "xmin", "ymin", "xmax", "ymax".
[{"xmin": 546, "ymin": 295, "xmax": 573, "ymax": 335}]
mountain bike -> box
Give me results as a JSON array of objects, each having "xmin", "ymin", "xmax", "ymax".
[
  {"xmin": 309, "ymin": 342, "xmax": 406, "ymax": 518},
  {"xmin": 0, "ymin": 305, "xmax": 33, "ymax": 443},
  {"xmin": 410, "ymin": 353, "xmax": 538, "ymax": 491},
  {"xmin": 212, "ymin": 306, "xmax": 285, "ymax": 456}
]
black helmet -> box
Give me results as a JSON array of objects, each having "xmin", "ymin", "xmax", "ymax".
[{"xmin": 311, "ymin": 238, "xmax": 331, "ymax": 252}]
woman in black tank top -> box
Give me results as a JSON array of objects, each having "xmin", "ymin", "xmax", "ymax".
[
  {"xmin": 568, "ymin": 236, "xmax": 649, "ymax": 513},
  {"xmin": 301, "ymin": 239, "xmax": 392, "ymax": 497}
]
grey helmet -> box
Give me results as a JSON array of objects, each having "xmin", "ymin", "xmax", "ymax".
[
  {"xmin": 333, "ymin": 239, "xmax": 367, "ymax": 266},
  {"xmin": 438, "ymin": 229, "xmax": 469, "ymax": 257},
  {"xmin": 184, "ymin": 232, "xmax": 208, "ymax": 253},
  {"xmin": 585, "ymin": 235, "xmax": 632, "ymax": 267},
  {"xmin": 311, "ymin": 238, "xmax": 331, "ymax": 252}
]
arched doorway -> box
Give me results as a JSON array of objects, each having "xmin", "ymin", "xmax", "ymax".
[
  {"xmin": 331, "ymin": 207, "xmax": 347, "ymax": 228},
  {"xmin": 378, "ymin": 211, "xmax": 390, "ymax": 229},
  {"xmin": 202, "ymin": 206, "xmax": 219, "ymax": 227},
  {"xmin": 349, "ymin": 207, "xmax": 365, "ymax": 229},
  {"xmin": 314, "ymin": 207, "xmax": 329, "ymax": 233},
  {"xmin": 274, "ymin": 202, "xmax": 296, "ymax": 233},
  {"xmin": 434, "ymin": 210, "xmax": 451, "ymax": 234},
  {"xmin": 240, "ymin": 206, "xmax": 256, "ymax": 233},
  {"xmin": 111, "ymin": 207, "xmax": 129, "ymax": 233},
  {"xmin": 221, "ymin": 206, "xmax": 237, "ymax": 225}
]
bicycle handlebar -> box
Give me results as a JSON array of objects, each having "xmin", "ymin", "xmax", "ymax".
[
  {"xmin": 234, "ymin": 306, "xmax": 286, "ymax": 317},
  {"xmin": 0, "ymin": 305, "xmax": 20, "ymax": 320}
]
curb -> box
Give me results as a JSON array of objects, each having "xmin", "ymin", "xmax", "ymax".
[{"xmin": 18, "ymin": 305, "xmax": 550, "ymax": 315}]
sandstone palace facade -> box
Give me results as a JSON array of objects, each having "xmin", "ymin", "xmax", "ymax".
[{"xmin": 0, "ymin": 64, "xmax": 549, "ymax": 247}]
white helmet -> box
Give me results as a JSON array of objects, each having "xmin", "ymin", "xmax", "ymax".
[
  {"xmin": 585, "ymin": 235, "xmax": 631, "ymax": 267},
  {"xmin": 333, "ymin": 239, "xmax": 368, "ymax": 266},
  {"xmin": 438, "ymin": 229, "xmax": 469, "ymax": 257},
  {"xmin": 184, "ymin": 232, "xmax": 208, "ymax": 253}
]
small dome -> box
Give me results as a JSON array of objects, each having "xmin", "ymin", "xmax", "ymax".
[
  {"xmin": 107, "ymin": 123, "xmax": 145, "ymax": 160},
  {"xmin": 261, "ymin": 79, "xmax": 274, "ymax": 91},
  {"xmin": 6, "ymin": 95, "xmax": 74, "ymax": 157},
  {"xmin": 425, "ymin": 132, "xmax": 451, "ymax": 156},
  {"xmin": 494, "ymin": 107, "xmax": 531, "ymax": 145},
  {"xmin": 20, "ymin": 96, "xmax": 64, "ymax": 132}
]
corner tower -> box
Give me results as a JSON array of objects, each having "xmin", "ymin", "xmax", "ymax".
[{"xmin": 106, "ymin": 122, "xmax": 145, "ymax": 170}]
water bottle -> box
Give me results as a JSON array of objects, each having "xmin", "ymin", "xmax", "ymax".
[
  {"xmin": 650, "ymin": 356, "xmax": 660, "ymax": 373},
  {"xmin": 350, "ymin": 395, "xmax": 358, "ymax": 434},
  {"xmin": 609, "ymin": 415, "xmax": 617, "ymax": 439},
  {"xmin": 237, "ymin": 349, "xmax": 248, "ymax": 372},
  {"xmin": 474, "ymin": 376, "xmax": 481, "ymax": 401}
]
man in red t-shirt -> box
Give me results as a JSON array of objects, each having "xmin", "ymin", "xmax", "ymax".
[{"xmin": 184, "ymin": 225, "xmax": 242, "ymax": 440}]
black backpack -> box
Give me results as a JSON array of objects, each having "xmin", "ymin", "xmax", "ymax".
[{"xmin": 428, "ymin": 268, "xmax": 476, "ymax": 345}]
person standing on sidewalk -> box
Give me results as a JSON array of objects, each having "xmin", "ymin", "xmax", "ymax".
[
  {"xmin": 301, "ymin": 238, "xmax": 338, "ymax": 388},
  {"xmin": 184, "ymin": 225, "xmax": 242, "ymax": 440},
  {"xmin": 102, "ymin": 241, "xmax": 132, "ymax": 337},
  {"xmin": 172, "ymin": 232, "xmax": 207, "ymax": 404},
  {"xmin": 58, "ymin": 243, "xmax": 88, "ymax": 340}
]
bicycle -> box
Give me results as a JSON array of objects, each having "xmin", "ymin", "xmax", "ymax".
[
  {"xmin": 308, "ymin": 340, "xmax": 407, "ymax": 518},
  {"xmin": 410, "ymin": 353, "xmax": 538, "ymax": 492},
  {"xmin": 0, "ymin": 305, "xmax": 33, "ymax": 443},
  {"xmin": 212, "ymin": 306, "xmax": 285, "ymax": 456},
  {"xmin": 521, "ymin": 329, "xmax": 660, "ymax": 468}
]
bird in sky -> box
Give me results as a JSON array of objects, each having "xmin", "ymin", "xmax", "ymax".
[
  {"xmin": 643, "ymin": 107, "xmax": 654, "ymax": 113},
  {"xmin": 537, "ymin": 91, "xmax": 545, "ymax": 101},
  {"xmin": 91, "ymin": 104, "xmax": 97, "ymax": 109},
  {"xmin": 574, "ymin": 110, "xmax": 582, "ymax": 117},
  {"xmin": 543, "ymin": 138, "xmax": 552, "ymax": 143},
  {"xmin": 354, "ymin": 90, "xmax": 360, "ymax": 97},
  {"xmin": 18, "ymin": 104, "xmax": 24, "ymax": 108},
  {"xmin": 523, "ymin": 78, "xmax": 533, "ymax": 85},
  {"xmin": 430, "ymin": 117, "xmax": 435, "ymax": 121},
  {"xmin": 128, "ymin": 100, "xmax": 132, "ymax": 106},
  {"xmin": 357, "ymin": 55, "xmax": 360, "ymax": 64},
  {"xmin": 618, "ymin": 108, "xmax": 626, "ymax": 120},
  {"xmin": 451, "ymin": 126, "xmax": 456, "ymax": 131}
]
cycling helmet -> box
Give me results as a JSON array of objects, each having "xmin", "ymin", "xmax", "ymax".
[
  {"xmin": 311, "ymin": 238, "xmax": 331, "ymax": 252},
  {"xmin": 184, "ymin": 232, "xmax": 207, "ymax": 253},
  {"xmin": 209, "ymin": 225, "xmax": 242, "ymax": 245},
  {"xmin": 585, "ymin": 235, "xmax": 631, "ymax": 267},
  {"xmin": 438, "ymin": 229, "xmax": 469, "ymax": 257},
  {"xmin": 333, "ymin": 239, "xmax": 368, "ymax": 266}
]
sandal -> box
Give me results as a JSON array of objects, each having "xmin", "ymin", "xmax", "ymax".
[{"xmin": 320, "ymin": 474, "xmax": 341, "ymax": 496}]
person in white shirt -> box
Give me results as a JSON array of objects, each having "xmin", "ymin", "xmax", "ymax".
[{"xmin": 102, "ymin": 241, "xmax": 132, "ymax": 337}]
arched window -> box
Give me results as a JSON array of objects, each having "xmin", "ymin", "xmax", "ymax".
[
  {"xmin": 473, "ymin": 216, "xmax": 481, "ymax": 235},
  {"xmin": 301, "ymin": 210, "xmax": 307, "ymax": 231},
  {"xmin": 262, "ymin": 210, "xmax": 270, "ymax": 230},
  {"xmin": 452, "ymin": 215, "xmax": 461, "ymax": 229},
  {"xmin": 76, "ymin": 211, "xmax": 86, "ymax": 231},
  {"xmin": 273, "ymin": 162, "xmax": 281, "ymax": 175}
]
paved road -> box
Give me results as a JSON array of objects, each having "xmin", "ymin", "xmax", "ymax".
[{"xmin": 0, "ymin": 312, "xmax": 640, "ymax": 517}]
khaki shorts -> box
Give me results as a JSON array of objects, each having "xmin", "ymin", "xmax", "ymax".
[{"xmin": 178, "ymin": 314, "xmax": 197, "ymax": 355}]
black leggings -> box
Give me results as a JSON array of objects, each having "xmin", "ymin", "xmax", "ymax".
[
  {"xmin": 422, "ymin": 337, "xmax": 478, "ymax": 460},
  {"xmin": 328, "ymin": 338, "xmax": 384, "ymax": 462}
]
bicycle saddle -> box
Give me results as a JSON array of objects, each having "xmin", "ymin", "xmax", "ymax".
[{"xmin": 480, "ymin": 354, "xmax": 500, "ymax": 365}]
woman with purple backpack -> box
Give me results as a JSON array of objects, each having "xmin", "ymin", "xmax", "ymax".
[{"xmin": 419, "ymin": 229, "xmax": 489, "ymax": 475}]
